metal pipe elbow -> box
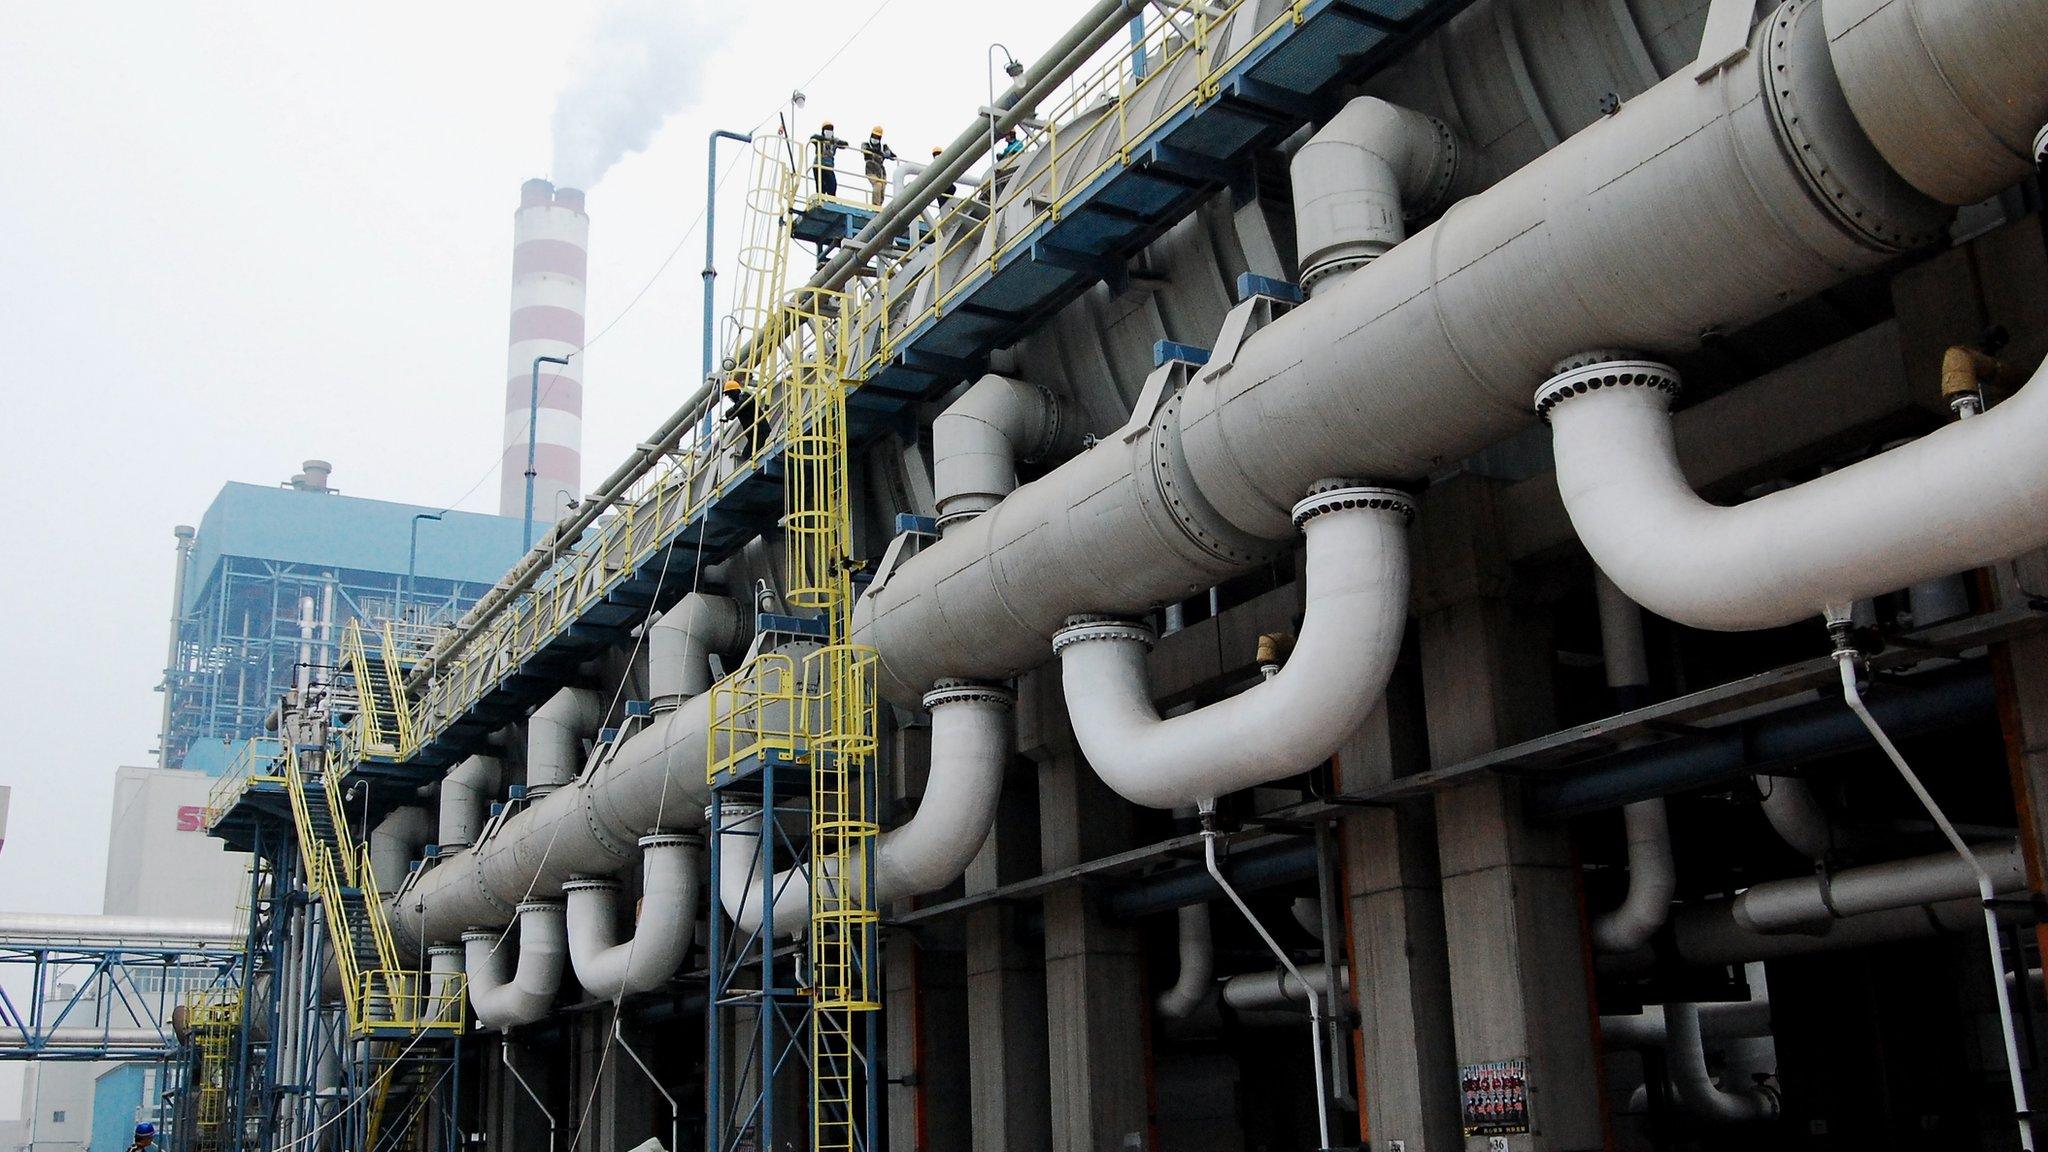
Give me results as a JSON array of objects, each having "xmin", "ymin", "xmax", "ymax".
[
  {"xmin": 437, "ymin": 754, "xmax": 502, "ymax": 851},
  {"xmin": 563, "ymin": 833, "xmax": 700, "ymax": 1000},
  {"xmin": 1291, "ymin": 96, "xmax": 1462, "ymax": 295},
  {"xmin": 463, "ymin": 900, "xmax": 567, "ymax": 1029},
  {"xmin": 1665, "ymin": 1002, "xmax": 1779, "ymax": 1122},
  {"xmin": 1051, "ymin": 484, "xmax": 1413, "ymax": 809},
  {"xmin": 527, "ymin": 687, "xmax": 602, "ymax": 792},
  {"xmin": 648, "ymin": 594, "xmax": 740, "ymax": 701},
  {"xmin": 1540, "ymin": 352, "xmax": 2048, "ymax": 631},
  {"xmin": 932, "ymin": 375, "xmax": 1073, "ymax": 530},
  {"xmin": 1155, "ymin": 902, "xmax": 1214, "ymax": 1019},
  {"xmin": 1592, "ymin": 798, "xmax": 1676, "ymax": 953}
]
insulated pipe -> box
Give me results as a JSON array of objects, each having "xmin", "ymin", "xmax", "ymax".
[
  {"xmin": 1755, "ymin": 775, "xmax": 1832, "ymax": 862},
  {"xmin": 563, "ymin": 833, "xmax": 701, "ymax": 1000},
  {"xmin": 1290, "ymin": 97, "xmax": 1462, "ymax": 295},
  {"xmin": 1540, "ymin": 350, "xmax": 2048, "ymax": 631},
  {"xmin": 1666, "ymin": 1002, "xmax": 1779, "ymax": 1122},
  {"xmin": 1600, "ymin": 1001, "xmax": 1775, "ymax": 1049},
  {"xmin": 368, "ymin": 805, "xmax": 433, "ymax": 894},
  {"xmin": 462, "ymin": 900, "xmax": 567, "ymax": 1029},
  {"xmin": 1220, "ymin": 961, "xmax": 1350, "ymax": 1013},
  {"xmin": 437, "ymin": 755, "xmax": 502, "ymax": 851},
  {"xmin": 527, "ymin": 687, "xmax": 601, "ymax": 793},
  {"xmin": 1591, "ymin": 574, "xmax": 1674, "ymax": 953},
  {"xmin": 1050, "ymin": 485, "xmax": 1412, "ymax": 809},
  {"xmin": 1823, "ymin": 0, "xmax": 2048, "ymax": 206},
  {"xmin": 647, "ymin": 594, "xmax": 740, "ymax": 701},
  {"xmin": 0, "ymin": 913, "xmax": 240, "ymax": 946},
  {"xmin": 1155, "ymin": 902, "xmax": 1213, "ymax": 1019},
  {"xmin": 426, "ymin": 944, "xmax": 463, "ymax": 1023},
  {"xmin": 852, "ymin": 0, "xmax": 2006, "ymax": 703},
  {"xmin": 717, "ymin": 681, "xmax": 1016, "ymax": 934},
  {"xmin": 932, "ymin": 375, "xmax": 1076, "ymax": 531},
  {"xmin": 1733, "ymin": 841, "xmax": 2024, "ymax": 934}
]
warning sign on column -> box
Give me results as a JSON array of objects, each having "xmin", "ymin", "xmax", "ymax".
[{"xmin": 1458, "ymin": 1058, "xmax": 1530, "ymax": 1136}]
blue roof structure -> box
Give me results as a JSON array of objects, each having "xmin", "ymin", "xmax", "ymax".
[{"xmin": 184, "ymin": 483, "xmax": 526, "ymax": 612}]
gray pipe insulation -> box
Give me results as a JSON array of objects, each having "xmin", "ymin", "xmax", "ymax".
[
  {"xmin": 464, "ymin": 900, "xmax": 567, "ymax": 1029},
  {"xmin": 564, "ymin": 833, "xmax": 702, "ymax": 1000},
  {"xmin": 853, "ymin": 0, "xmax": 2048, "ymax": 716},
  {"xmin": 369, "ymin": 805, "xmax": 434, "ymax": 893},
  {"xmin": 438, "ymin": 754, "xmax": 502, "ymax": 851}
]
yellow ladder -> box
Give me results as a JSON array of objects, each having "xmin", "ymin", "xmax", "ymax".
[{"xmin": 185, "ymin": 992, "xmax": 240, "ymax": 1150}]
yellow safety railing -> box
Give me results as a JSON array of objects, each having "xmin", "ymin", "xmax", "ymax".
[
  {"xmin": 185, "ymin": 991, "xmax": 239, "ymax": 1147},
  {"xmin": 341, "ymin": 618, "xmax": 429, "ymax": 760},
  {"xmin": 706, "ymin": 652, "xmax": 808, "ymax": 785},
  {"xmin": 205, "ymin": 736, "xmax": 286, "ymax": 831},
  {"xmin": 282, "ymin": 744, "xmax": 462, "ymax": 1038},
  {"xmin": 842, "ymin": 0, "xmax": 1299, "ymax": 383}
]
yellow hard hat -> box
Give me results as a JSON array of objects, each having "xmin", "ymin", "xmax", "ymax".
[
  {"xmin": 722, "ymin": 378, "xmax": 743, "ymax": 395},
  {"xmin": 821, "ymin": 120, "xmax": 833, "ymax": 130},
  {"xmin": 871, "ymin": 125, "xmax": 885, "ymax": 136},
  {"xmin": 931, "ymin": 146, "xmax": 943, "ymax": 156}
]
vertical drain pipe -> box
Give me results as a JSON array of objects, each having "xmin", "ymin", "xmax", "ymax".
[
  {"xmin": 501, "ymin": 1043, "xmax": 558, "ymax": 1152},
  {"xmin": 1201, "ymin": 803, "xmax": 1331, "ymax": 1150},
  {"xmin": 1829, "ymin": 612, "xmax": 2033, "ymax": 1151},
  {"xmin": 614, "ymin": 1018, "xmax": 678, "ymax": 1152},
  {"xmin": 1591, "ymin": 574, "xmax": 1675, "ymax": 953}
]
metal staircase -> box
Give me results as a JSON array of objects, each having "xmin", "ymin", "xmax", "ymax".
[{"xmin": 341, "ymin": 619, "xmax": 435, "ymax": 762}]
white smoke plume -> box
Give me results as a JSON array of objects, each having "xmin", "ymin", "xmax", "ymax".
[{"xmin": 551, "ymin": 0, "xmax": 725, "ymax": 190}]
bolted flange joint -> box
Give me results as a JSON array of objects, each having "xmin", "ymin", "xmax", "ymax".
[
  {"xmin": 1051, "ymin": 614, "xmax": 1156, "ymax": 656},
  {"xmin": 1533, "ymin": 355, "xmax": 1682, "ymax": 421}
]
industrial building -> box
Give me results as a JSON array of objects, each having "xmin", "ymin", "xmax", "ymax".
[{"xmin": 10, "ymin": 0, "xmax": 2048, "ymax": 1150}]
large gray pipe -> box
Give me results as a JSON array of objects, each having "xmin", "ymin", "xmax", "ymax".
[
  {"xmin": 851, "ymin": 0, "xmax": 2018, "ymax": 703},
  {"xmin": 463, "ymin": 900, "xmax": 567, "ymax": 1029},
  {"xmin": 437, "ymin": 754, "xmax": 502, "ymax": 851},
  {"xmin": 564, "ymin": 833, "xmax": 701, "ymax": 1000}
]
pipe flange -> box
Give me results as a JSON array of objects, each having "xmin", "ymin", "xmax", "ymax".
[
  {"xmin": 1051, "ymin": 614, "xmax": 1157, "ymax": 655},
  {"xmin": 560, "ymin": 875, "xmax": 620, "ymax": 895},
  {"xmin": 427, "ymin": 944, "xmax": 462, "ymax": 958},
  {"xmin": 1409, "ymin": 113, "xmax": 1461, "ymax": 222},
  {"xmin": 1533, "ymin": 358, "xmax": 1682, "ymax": 421},
  {"xmin": 923, "ymin": 677, "xmax": 1017, "ymax": 710},
  {"xmin": 516, "ymin": 899, "xmax": 564, "ymax": 915},
  {"xmin": 1760, "ymin": 0, "xmax": 1945, "ymax": 253},
  {"xmin": 459, "ymin": 928, "xmax": 497, "ymax": 944},
  {"xmin": 639, "ymin": 831, "xmax": 700, "ymax": 851},
  {"xmin": 581, "ymin": 785, "xmax": 638, "ymax": 864},
  {"xmin": 1021, "ymin": 381, "xmax": 1062, "ymax": 464},
  {"xmin": 471, "ymin": 855, "xmax": 515, "ymax": 918},
  {"xmin": 1148, "ymin": 387, "xmax": 1276, "ymax": 566},
  {"xmin": 717, "ymin": 802, "xmax": 764, "ymax": 825},
  {"xmin": 1291, "ymin": 482, "xmax": 1414, "ymax": 529}
]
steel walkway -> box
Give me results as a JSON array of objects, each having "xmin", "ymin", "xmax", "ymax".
[{"xmin": 365, "ymin": 0, "xmax": 1471, "ymax": 780}]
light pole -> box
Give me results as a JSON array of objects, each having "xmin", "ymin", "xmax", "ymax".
[
  {"xmin": 526, "ymin": 354, "xmax": 571, "ymax": 550},
  {"xmin": 406, "ymin": 512, "xmax": 443, "ymax": 621}
]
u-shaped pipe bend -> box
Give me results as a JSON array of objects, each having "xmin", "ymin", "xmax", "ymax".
[
  {"xmin": 1541, "ymin": 352, "xmax": 2048, "ymax": 632},
  {"xmin": 563, "ymin": 832, "xmax": 702, "ymax": 1001},
  {"xmin": 463, "ymin": 899, "xmax": 567, "ymax": 1029},
  {"xmin": 1050, "ymin": 483, "xmax": 1413, "ymax": 810}
]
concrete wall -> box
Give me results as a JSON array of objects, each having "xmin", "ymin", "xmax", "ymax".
[{"xmin": 101, "ymin": 767, "xmax": 247, "ymax": 920}]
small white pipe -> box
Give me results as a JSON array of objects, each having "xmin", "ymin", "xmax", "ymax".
[
  {"xmin": 1292, "ymin": 97, "xmax": 1462, "ymax": 296},
  {"xmin": 1220, "ymin": 961, "xmax": 1350, "ymax": 1013},
  {"xmin": 0, "ymin": 913, "xmax": 240, "ymax": 946},
  {"xmin": 717, "ymin": 682, "xmax": 1015, "ymax": 934},
  {"xmin": 1665, "ymin": 1002, "xmax": 1779, "ymax": 1123},
  {"xmin": 1591, "ymin": 574, "xmax": 1675, "ymax": 954},
  {"xmin": 463, "ymin": 900, "xmax": 567, "ymax": 1029},
  {"xmin": 1754, "ymin": 774, "xmax": 1832, "ymax": 863},
  {"xmin": 564, "ymin": 833, "xmax": 701, "ymax": 1000},
  {"xmin": 1600, "ymin": 1000, "xmax": 1775, "ymax": 1049},
  {"xmin": 1051, "ymin": 484, "xmax": 1412, "ymax": 810},
  {"xmin": 1732, "ymin": 840, "xmax": 2024, "ymax": 933},
  {"xmin": 648, "ymin": 593, "xmax": 740, "ymax": 701},
  {"xmin": 368, "ymin": 805, "xmax": 433, "ymax": 893},
  {"xmin": 527, "ymin": 687, "xmax": 602, "ymax": 793},
  {"xmin": 438, "ymin": 754, "xmax": 502, "ymax": 850},
  {"xmin": 1155, "ymin": 902, "xmax": 1213, "ymax": 1019},
  {"xmin": 932, "ymin": 374, "xmax": 1074, "ymax": 531},
  {"xmin": 1540, "ymin": 353, "xmax": 2048, "ymax": 632}
]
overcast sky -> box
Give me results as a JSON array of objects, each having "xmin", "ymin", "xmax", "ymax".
[{"xmin": 0, "ymin": 0, "xmax": 1079, "ymax": 1078}]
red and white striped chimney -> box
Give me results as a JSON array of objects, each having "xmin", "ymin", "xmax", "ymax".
[{"xmin": 499, "ymin": 178, "xmax": 588, "ymax": 520}]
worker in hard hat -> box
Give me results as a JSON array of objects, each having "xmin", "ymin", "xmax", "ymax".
[
  {"xmin": 862, "ymin": 125, "xmax": 896, "ymax": 207},
  {"xmin": 129, "ymin": 1123, "xmax": 157, "ymax": 1152},
  {"xmin": 720, "ymin": 374, "xmax": 761, "ymax": 449},
  {"xmin": 809, "ymin": 122, "xmax": 847, "ymax": 198},
  {"xmin": 997, "ymin": 127, "xmax": 1024, "ymax": 162},
  {"xmin": 931, "ymin": 147, "xmax": 956, "ymax": 212}
]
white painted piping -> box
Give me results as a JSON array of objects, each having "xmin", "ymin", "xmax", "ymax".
[
  {"xmin": 1155, "ymin": 902, "xmax": 1214, "ymax": 1019},
  {"xmin": 1754, "ymin": 774, "xmax": 1832, "ymax": 862},
  {"xmin": 649, "ymin": 593, "xmax": 740, "ymax": 702},
  {"xmin": 463, "ymin": 900, "xmax": 567, "ymax": 1029},
  {"xmin": 1666, "ymin": 1002, "xmax": 1779, "ymax": 1122},
  {"xmin": 527, "ymin": 687, "xmax": 602, "ymax": 793},
  {"xmin": 1539, "ymin": 352, "xmax": 2048, "ymax": 632},
  {"xmin": 1600, "ymin": 1001, "xmax": 1774, "ymax": 1049},
  {"xmin": 1290, "ymin": 97, "xmax": 1463, "ymax": 296},
  {"xmin": 1220, "ymin": 961, "xmax": 1349, "ymax": 1013},
  {"xmin": 1050, "ymin": 485, "xmax": 1412, "ymax": 810},
  {"xmin": 0, "ymin": 913, "xmax": 240, "ymax": 947},
  {"xmin": 716, "ymin": 681, "xmax": 1016, "ymax": 935},
  {"xmin": 563, "ymin": 833, "xmax": 701, "ymax": 1000},
  {"xmin": 932, "ymin": 375, "xmax": 1076, "ymax": 532},
  {"xmin": 427, "ymin": 944, "xmax": 464, "ymax": 1023},
  {"xmin": 1733, "ymin": 841, "xmax": 2022, "ymax": 934},
  {"xmin": 368, "ymin": 805, "xmax": 433, "ymax": 893},
  {"xmin": 438, "ymin": 754, "xmax": 502, "ymax": 851},
  {"xmin": 1590, "ymin": 574, "xmax": 1674, "ymax": 954}
]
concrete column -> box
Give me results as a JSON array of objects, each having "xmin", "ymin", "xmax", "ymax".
[
  {"xmin": 887, "ymin": 932, "xmax": 971, "ymax": 1152},
  {"xmin": 1417, "ymin": 476, "xmax": 1604, "ymax": 1152},
  {"xmin": 965, "ymin": 767, "xmax": 1052, "ymax": 1152},
  {"xmin": 1337, "ymin": 699, "xmax": 1462, "ymax": 1151},
  {"xmin": 1994, "ymin": 550, "xmax": 2048, "ymax": 965},
  {"xmin": 1023, "ymin": 664, "xmax": 1153, "ymax": 1152}
]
